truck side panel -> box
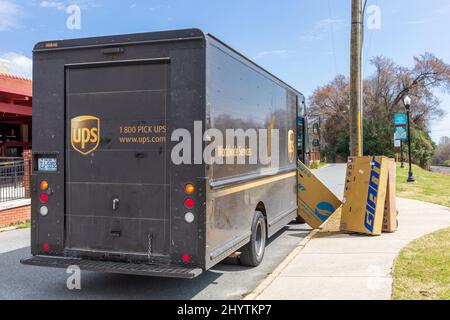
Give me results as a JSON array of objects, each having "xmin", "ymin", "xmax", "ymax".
[{"xmin": 204, "ymin": 37, "xmax": 299, "ymax": 269}]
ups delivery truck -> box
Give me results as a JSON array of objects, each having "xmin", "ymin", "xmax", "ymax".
[{"xmin": 21, "ymin": 29, "xmax": 307, "ymax": 279}]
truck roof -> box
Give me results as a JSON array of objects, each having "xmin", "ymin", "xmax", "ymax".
[
  {"xmin": 34, "ymin": 28, "xmax": 304, "ymax": 100},
  {"xmin": 33, "ymin": 28, "xmax": 204, "ymax": 52}
]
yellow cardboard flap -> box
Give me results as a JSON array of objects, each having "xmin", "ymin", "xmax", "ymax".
[
  {"xmin": 297, "ymin": 161, "xmax": 342, "ymax": 229},
  {"xmin": 383, "ymin": 159, "xmax": 398, "ymax": 233}
]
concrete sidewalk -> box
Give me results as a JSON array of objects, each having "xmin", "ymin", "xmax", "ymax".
[{"xmin": 252, "ymin": 198, "xmax": 450, "ymax": 300}]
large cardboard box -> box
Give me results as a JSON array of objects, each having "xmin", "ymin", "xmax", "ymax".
[
  {"xmin": 297, "ymin": 160, "xmax": 342, "ymax": 229},
  {"xmin": 383, "ymin": 159, "xmax": 398, "ymax": 233},
  {"xmin": 340, "ymin": 156, "xmax": 390, "ymax": 236}
]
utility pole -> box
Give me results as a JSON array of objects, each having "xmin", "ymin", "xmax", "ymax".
[{"xmin": 350, "ymin": 0, "xmax": 363, "ymax": 156}]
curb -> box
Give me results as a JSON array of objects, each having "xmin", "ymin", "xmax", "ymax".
[
  {"xmin": 243, "ymin": 228, "xmax": 320, "ymax": 300},
  {"xmin": 0, "ymin": 226, "xmax": 19, "ymax": 233}
]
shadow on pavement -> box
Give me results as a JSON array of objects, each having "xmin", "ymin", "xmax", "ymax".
[
  {"xmin": 0, "ymin": 222, "xmax": 312, "ymax": 300},
  {"xmin": 0, "ymin": 247, "xmax": 221, "ymax": 300}
]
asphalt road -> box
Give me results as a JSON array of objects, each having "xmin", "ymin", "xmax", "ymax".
[
  {"xmin": 0, "ymin": 164, "xmax": 347, "ymax": 300},
  {"xmin": 430, "ymin": 165, "xmax": 450, "ymax": 176}
]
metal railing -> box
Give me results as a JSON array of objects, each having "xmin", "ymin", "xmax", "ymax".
[{"xmin": 0, "ymin": 158, "xmax": 30, "ymax": 203}]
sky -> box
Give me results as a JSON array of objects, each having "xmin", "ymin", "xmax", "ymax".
[{"xmin": 0, "ymin": 0, "xmax": 449, "ymax": 142}]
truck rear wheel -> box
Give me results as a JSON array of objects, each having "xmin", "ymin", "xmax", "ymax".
[{"xmin": 240, "ymin": 211, "xmax": 266, "ymax": 267}]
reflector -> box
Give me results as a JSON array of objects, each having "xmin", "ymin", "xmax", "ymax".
[
  {"xmin": 185, "ymin": 212, "xmax": 195, "ymax": 223},
  {"xmin": 184, "ymin": 198, "xmax": 194, "ymax": 209},
  {"xmin": 40, "ymin": 206, "xmax": 49, "ymax": 216},
  {"xmin": 40, "ymin": 193, "xmax": 49, "ymax": 203}
]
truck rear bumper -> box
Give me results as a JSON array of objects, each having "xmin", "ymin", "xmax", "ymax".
[{"xmin": 20, "ymin": 256, "xmax": 203, "ymax": 279}]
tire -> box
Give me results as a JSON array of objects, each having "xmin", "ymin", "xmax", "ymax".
[{"xmin": 240, "ymin": 211, "xmax": 267, "ymax": 267}]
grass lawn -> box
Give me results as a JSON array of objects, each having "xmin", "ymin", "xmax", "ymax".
[
  {"xmin": 392, "ymin": 227, "xmax": 450, "ymax": 300},
  {"xmin": 310, "ymin": 161, "xmax": 329, "ymax": 170},
  {"xmin": 14, "ymin": 221, "xmax": 31, "ymax": 229},
  {"xmin": 314, "ymin": 161, "xmax": 329, "ymax": 169},
  {"xmin": 396, "ymin": 164, "xmax": 450, "ymax": 207},
  {"xmin": 0, "ymin": 220, "xmax": 31, "ymax": 231}
]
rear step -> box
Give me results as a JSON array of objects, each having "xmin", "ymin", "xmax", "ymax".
[{"xmin": 21, "ymin": 256, "xmax": 203, "ymax": 279}]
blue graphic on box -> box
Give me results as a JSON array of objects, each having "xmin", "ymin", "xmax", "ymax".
[
  {"xmin": 364, "ymin": 156, "xmax": 381, "ymax": 232},
  {"xmin": 297, "ymin": 182, "xmax": 306, "ymax": 192},
  {"xmin": 314, "ymin": 202, "xmax": 336, "ymax": 222},
  {"xmin": 297, "ymin": 161, "xmax": 312, "ymax": 178},
  {"xmin": 298, "ymin": 198, "xmax": 337, "ymax": 224}
]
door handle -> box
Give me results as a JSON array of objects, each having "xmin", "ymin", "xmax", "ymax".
[
  {"xmin": 110, "ymin": 230, "xmax": 121, "ymax": 238},
  {"xmin": 113, "ymin": 198, "xmax": 120, "ymax": 211}
]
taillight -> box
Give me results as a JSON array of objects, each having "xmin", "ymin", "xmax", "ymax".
[
  {"xmin": 185, "ymin": 183, "xmax": 195, "ymax": 195},
  {"xmin": 184, "ymin": 183, "xmax": 195, "ymax": 222},
  {"xmin": 40, "ymin": 193, "xmax": 49, "ymax": 203},
  {"xmin": 182, "ymin": 254, "xmax": 190, "ymax": 263},
  {"xmin": 184, "ymin": 198, "xmax": 195, "ymax": 209},
  {"xmin": 43, "ymin": 244, "xmax": 50, "ymax": 251},
  {"xmin": 40, "ymin": 180, "xmax": 49, "ymax": 191}
]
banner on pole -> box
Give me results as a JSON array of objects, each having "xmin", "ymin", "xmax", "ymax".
[
  {"xmin": 394, "ymin": 114, "xmax": 407, "ymax": 141},
  {"xmin": 394, "ymin": 114, "xmax": 407, "ymax": 126},
  {"xmin": 394, "ymin": 126, "xmax": 407, "ymax": 141}
]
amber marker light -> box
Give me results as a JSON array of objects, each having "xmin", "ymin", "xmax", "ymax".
[
  {"xmin": 40, "ymin": 180, "xmax": 49, "ymax": 191},
  {"xmin": 185, "ymin": 183, "xmax": 195, "ymax": 195}
]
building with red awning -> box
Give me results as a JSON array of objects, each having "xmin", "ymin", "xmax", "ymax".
[{"xmin": 0, "ymin": 72, "xmax": 32, "ymax": 157}]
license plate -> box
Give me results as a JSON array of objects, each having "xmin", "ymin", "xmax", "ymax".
[{"xmin": 38, "ymin": 158, "xmax": 57, "ymax": 172}]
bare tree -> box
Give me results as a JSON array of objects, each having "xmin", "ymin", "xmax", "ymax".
[
  {"xmin": 309, "ymin": 53, "xmax": 450, "ymax": 164},
  {"xmin": 433, "ymin": 136, "xmax": 450, "ymax": 165},
  {"xmin": 439, "ymin": 136, "xmax": 450, "ymax": 145}
]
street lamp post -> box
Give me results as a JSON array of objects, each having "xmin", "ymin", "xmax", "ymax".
[
  {"xmin": 400, "ymin": 140, "xmax": 404, "ymax": 168},
  {"xmin": 403, "ymin": 96, "xmax": 415, "ymax": 182}
]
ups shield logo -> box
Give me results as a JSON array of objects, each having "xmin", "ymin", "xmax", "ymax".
[{"xmin": 71, "ymin": 116, "xmax": 100, "ymax": 155}]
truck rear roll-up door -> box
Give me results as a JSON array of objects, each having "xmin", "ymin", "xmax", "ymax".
[{"xmin": 65, "ymin": 60, "xmax": 170, "ymax": 260}]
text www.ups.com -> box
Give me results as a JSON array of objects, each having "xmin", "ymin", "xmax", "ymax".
[{"xmin": 119, "ymin": 136, "xmax": 167, "ymax": 144}]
